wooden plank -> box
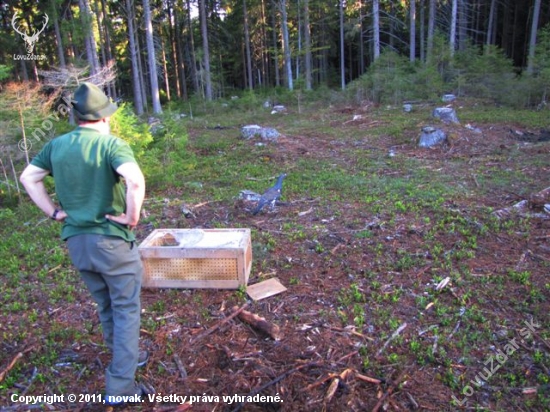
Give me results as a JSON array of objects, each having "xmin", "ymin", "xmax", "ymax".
[{"xmin": 246, "ymin": 278, "xmax": 287, "ymax": 301}]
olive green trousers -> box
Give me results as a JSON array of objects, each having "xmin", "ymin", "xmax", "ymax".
[{"xmin": 67, "ymin": 234, "xmax": 143, "ymax": 397}]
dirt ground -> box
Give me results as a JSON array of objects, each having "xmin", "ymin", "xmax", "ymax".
[
  {"xmin": 134, "ymin": 117, "xmax": 549, "ymax": 411},
  {"xmin": 1, "ymin": 107, "xmax": 549, "ymax": 412}
]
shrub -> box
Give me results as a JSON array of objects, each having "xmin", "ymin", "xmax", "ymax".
[
  {"xmin": 110, "ymin": 102, "xmax": 153, "ymax": 158},
  {"xmin": 348, "ymin": 51, "xmax": 444, "ymax": 104},
  {"xmin": 137, "ymin": 113, "xmax": 191, "ymax": 190},
  {"xmin": 532, "ymin": 23, "xmax": 550, "ymax": 104},
  {"xmin": 451, "ymin": 45, "xmax": 517, "ymax": 104}
]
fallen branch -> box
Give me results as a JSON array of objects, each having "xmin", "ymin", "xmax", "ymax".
[
  {"xmin": 532, "ymin": 329, "xmax": 550, "ymax": 352},
  {"xmin": 324, "ymin": 324, "xmax": 375, "ymax": 341},
  {"xmin": 356, "ymin": 372, "xmax": 382, "ymax": 385},
  {"xmin": 406, "ymin": 392, "xmax": 419, "ymax": 409},
  {"xmin": 190, "ymin": 303, "xmax": 249, "ymax": 344},
  {"xmin": 325, "ymin": 369, "xmax": 353, "ymax": 403},
  {"xmin": 324, "ymin": 376, "xmax": 340, "ymax": 402},
  {"xmin": 0, "ymin": 353, "xmax": 23, "ymax": 383},
  {"xmin": 377, "ymin": 322, "xmax": 407, "ymax": 356},
  {"xmin": 336, "ymin": 350, "xmax": 359, "ymax": 364},
  {"xmin": 173, "ymin": 354, "xmax": 188, "ymax": 379},
  {"xmin": 19, "ymin": 366, "xmax": 38, "ymax": 396},
  {"xmin": 192, "ymin": 200, "xmax": 220, "ymax": 209},
  {"xmin": 304, "ymin": 374, "xmax": 335, "ymax": 391},
  {"xmin": 0, "ymin": 346, "xmax": 35, "ymax": 383},
  {"xmin": 233, "ymin": 306, "xmax": 282, "ymax": 340},
  {"xmin": 448, "ymin": 320, "xmax": 461, "ymax": 340},
  {"xmin": 230, "ymin": 361, "xmax": 320, "ymax": 412},
  {"xmin": 305, "ymin": 368, "xmax": 356, "ymax": 392},
  {"xmin": 371, "ymin": 368, "xmax": 410, "ymax": 412},
  {"xmin": 523, "ymin": 385, "xmax": 548, "ymax": 395}
]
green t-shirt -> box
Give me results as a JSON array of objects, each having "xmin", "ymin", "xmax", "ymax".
[{"xmin": 31, "ymin": 126, "xmax": 138, "ymax": 241}]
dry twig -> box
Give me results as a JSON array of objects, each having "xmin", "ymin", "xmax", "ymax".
[
  {"xmin": 190, "ymin": 302, "xmax": 249, "ymax": 344},
  {"xmin": 0, "ymin": 353, "xmax": 23, "ymax": 383},
  {"xmin": 377, "ymin": 322, "xmax": 408, "ymax": 356},
  {"xmin": 356, "ymin": 372, "xmax": 382, "ymax": 385},
  {"xmin": 230, "ymin": 361, "xmax": 320, "ymax": 412},
  {"xmin": 371, "ymin": 367, "xmax": 411, "ymax": 412},
  {"xmin": 0, "ymin": 346, "xmax": 35, "ymax": 383},
  {"xmin": 173, "ymin": 354, "xmax": 188, "ymax": 379}
]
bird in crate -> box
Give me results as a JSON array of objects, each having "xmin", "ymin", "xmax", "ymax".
[{"xmin": 252, "ymin": 173, "xmax": 287, "ymax": 215}]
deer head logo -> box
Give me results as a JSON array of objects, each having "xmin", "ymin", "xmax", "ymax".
[{"xmin": 12, "ymin": 13, "xmax": 49, "ymax": 54}]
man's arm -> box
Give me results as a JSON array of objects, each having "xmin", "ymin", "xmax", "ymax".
[
  {"xmin": 105, "ymin": 162, "xmax": 145, "ymax": 229},
  {"xmin": 20, "ymin": 164, "xmax": 67, "ymax": 221}
]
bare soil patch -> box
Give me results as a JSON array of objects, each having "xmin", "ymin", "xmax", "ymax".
[{"xmin": 1, "ymin": 105, "xmax": 549, "ymax": 412}]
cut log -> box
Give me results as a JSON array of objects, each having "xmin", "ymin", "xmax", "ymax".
[{"xmin": 232, "ymin": 306, "xmax": 282, "ymax": 340}]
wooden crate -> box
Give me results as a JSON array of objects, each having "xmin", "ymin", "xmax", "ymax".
[{"xmin": 138, "ymin": 228, "xmax": 252, "ymax": 289}]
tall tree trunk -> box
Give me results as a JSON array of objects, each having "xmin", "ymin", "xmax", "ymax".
[
  {"xmin": 410, "ymin": 0, "xmax": 416, "ymax": 62},
  {"xmin": 93, "ymin": 0, "xmax": 107, "ymax": 66},
  {"xmin": 93, "ymin": 0, "xmax": 114, "ymax": 97},
  {"xmin": 389, "ymin": 2, "xmax": 395, "ymax": 50},
  {"xmin": 486, "ymin": 0, "xmax": 497, "ymax": 46},
  {"xmin": 186, "ymin": 0, "xmax": 200, "ymax": 94},
  {"xmin": 175, "ymin": 2, "xmax": 188, "ymax": 99},
  {"xmin": 427, "ymin": 0, "xmax": 436, "ymax": 62},
  {"xmin": 420, "ymin": 0, "xmax": 425, "ymax": 61},
  {"xmin": 66, "ymin": 5, "xmax": 77, "ymax": 61},
  {"xmin": 296, "ymin": 5, "xmax": 301, "ymax": 81},
  {"xmin": 339, "ymin": 0, "xmax": 345, "ymax": 89},
  {"xmin": 143, "ymin": 0, "xmax": 162, "ymax": 113},
  {"xmin": 270, "ymin": 0, "xmax": 280, "ymax": 87},
  {"xmin": 167, "ymin": 1, "xmax": 181, "ymax": 98},
  {"xmin": 17, "ymin": 46, "xmax": 30, "ymax": 82},
  {"xmin": 50, "ymin": 0, "xmax": 66, "ymax": 68},
  {"xmin": 450, "ymin": 0, "xmax": 457, "ymax": 56},
  {"xmin": 136, "ymin": 30, "xmax": 149, "ymax": 112},
  {"xmin": 527, "ymin": 0, "xmax": 542, "ymax": 74},
  {"xmin": 199, "ymin": 0, "xmax": 213, "ymax": 100},
  {"xmin": 160, "ymin": 33, "xmax": 171, "ymax": 101},
  {"xmin": 132, "ymin": 20, "xmax": 149, "ymax": 112},
  {"xmin": 259, "ymin": 0, "xmax": 268, "ymax": 86},
  {"xmin": 100, "ymin": 0, "xmax": 116, "ymax": 98},
  {"xmin": 511, "ymin": 0, "xmax": 520, "ymax": 67},
  {"xmin": 79, "ymin": 0, "xmax": 100, "ymax": 76},
  {"xmin": 358, "ymin": 0, "xmax": 365, "ymax": 74},
  {"xmin": 304, "ymin": 0, "xmax": 312, "ymax": 90},
  {"xmin": 243, "ymin": 0, "xmax": 253, "ymax": 90},
  {"xmin": 126, "ymin": 0, "xmax": 144, "ymax": 115},
  {"xmin": 458, "ymin": 0, "xmax": 468, "ymax": 51},
  {"xmin": 53, "ymin": 18, "xmax": 66, "ymax": 67},
  {"xmin": 473, "ymin": 0, "xmax": 482, "ymax": 44},
  {"xmin": 321, "ymin": 13, "xmax": 328, "ymax": 84},
  {"xmin": 373, "ymin": 0, "xmax": 380, "ymax": 60},
  {"xmin": 279, "ymin": 0, "xmax": 293, "ymax": 90}
]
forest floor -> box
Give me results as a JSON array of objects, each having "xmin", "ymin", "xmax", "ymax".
[{"xmin": 1, "ymin": 99, "xmax": 550, "ymax": 412}]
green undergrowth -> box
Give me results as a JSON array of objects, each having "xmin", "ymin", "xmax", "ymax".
[{"xmin": 1, "ymin": 96, "xmax": 549, "ymax": 410}]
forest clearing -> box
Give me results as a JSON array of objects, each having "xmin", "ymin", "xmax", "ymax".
[
  {"xmin": 1, "ymin": 0, "xmax": 550, "ymax": 410},
  {"xmin": 1, "ymin": 96, "xmax": 549, "ymax": 411}
]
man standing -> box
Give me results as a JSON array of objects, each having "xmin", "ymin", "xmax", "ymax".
[{"xmin": 20, "ymin": 82, "xmax": 147, "ymax": 401}]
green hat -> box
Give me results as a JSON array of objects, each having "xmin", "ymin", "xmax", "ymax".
[{"xmin": 72, "ymin": 82, "xmax": 117, "ymax": 121}]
